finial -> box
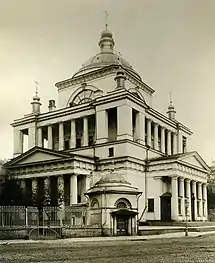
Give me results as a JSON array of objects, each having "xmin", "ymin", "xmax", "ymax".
[
  {"xmin": 105, "ymin": 11, "xmax": 108, "ymax": 29},
  {"xmin": 34, "ymin": 81, "xmax": 39, "ymax": 96},
  {"xmin": 170, "ymin": 91, "xmax": 172, "ymax": 104}
]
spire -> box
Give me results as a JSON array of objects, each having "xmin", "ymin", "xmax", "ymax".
[
  {"xmin": 99, "ymin": 11, "xmax": 115, "ymax": 53},
  {"xmin": 167, "ymin": 92, "xmax": 176, "ymax": 120},
  {"xmin": 31, "ymin": 81, "xmax": 41, "ymax": 114}
]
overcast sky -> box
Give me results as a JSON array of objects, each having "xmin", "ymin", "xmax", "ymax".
[{"xmin": 0, "ymin": 0, "xmax": 215, "ymax": 165}]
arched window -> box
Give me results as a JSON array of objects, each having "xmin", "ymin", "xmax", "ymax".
[
  {"xmin": 70, "ymin": 89, "xmax": 94, "ymax": 106},
  {"xmin": 115, "ymin": 198, "xmax": 132, "ymax": 209},
  {"xmin": 91, "ymin": 198, "xmax": 99, "ymax": 208},
  {"xmin": 67, "ymin": 84, "xmax": 103, "ymax": 107}
]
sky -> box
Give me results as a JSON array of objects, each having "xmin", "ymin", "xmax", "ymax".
[{"xmin": 0, "ymin": 0, "xmax": 215, "ymax": 165}]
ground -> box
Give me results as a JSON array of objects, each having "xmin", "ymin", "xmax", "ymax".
[{"xmin": 1, "ymin": 235, "xmax": 215, "ymax": 263}]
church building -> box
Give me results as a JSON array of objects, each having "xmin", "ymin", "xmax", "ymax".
[{"xmin": 4, "ymin": 25, "xmax": 210, "ymax": 235}]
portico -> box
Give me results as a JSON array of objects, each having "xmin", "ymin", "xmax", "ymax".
[
  {"xmin": 145, "ymin": 151, "xmax": 209, "ymax": 222},
  {"xmin": 4, "ymin": 147, "xmax": 94, "ymax": 207}
]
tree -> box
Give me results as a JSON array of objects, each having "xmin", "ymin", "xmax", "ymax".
[{"xmin": 0, "ymin": 175, "xmax": 24, "ymax": 206}]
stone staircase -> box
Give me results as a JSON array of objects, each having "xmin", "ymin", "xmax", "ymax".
[{"xmin": 138, "ymin": 221, "xmax": 215, "ymax": 236}]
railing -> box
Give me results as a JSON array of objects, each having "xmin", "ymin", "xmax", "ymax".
[{"xmin": 0, "ymin": 206, "xmax": 89, "ymax": 228}]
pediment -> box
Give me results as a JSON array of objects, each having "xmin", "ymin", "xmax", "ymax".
[
  {"xmin": 178, "ymin": 152, "xmax": 210, "ymax": 172},
  {"xmin": 5, "ymin": 147, "xmax": 71, "ymax": 167}
]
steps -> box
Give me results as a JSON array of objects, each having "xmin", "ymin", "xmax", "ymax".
[{"xmin": 138, "ymin": 221, "xmax": 215, "ymax": 236}]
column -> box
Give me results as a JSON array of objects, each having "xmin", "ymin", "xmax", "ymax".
[
  {"xmin": 70, "ymin": 119, "xmax": 76, "ymax": 148},
  {"xmin": 37, "ymin": 127, "xmax": 43, "ymax": 147},
  {"xmin": 167, "ymin": 130, "xmax": 171, "ymax": 155},
  {"xmin": 57, "ymin": 176, "xmax": 65, "ymax": 226},
  {"xmin": 192, "ymin": 181, "xmax": 197, "ymax": 221},
  {"xmin": 57, "ymin": 176, "xmax": 65, "ymax": 207},
  {"xmin": 59, "ymin": 122, "xmax": 64, "ymax": 150},
  {"xmin": 117, "ymin": 105, "xmax": 133, "ymax": 140},
  {"xmin": 44, "ymin": 177, "xmax": 51, "ymax": 206},
  {"xmin": 198, "ymin": 182, "xmax": 203, "ymax": 220},
  {"xmin": 186, "ymin": 179, "xmax": 191, "ymax": 220},
  {"xmin": 96, "ymin": 109, "xmax": 108, "ymax": 144},
  {"xmin": 177, "ymin": 133, "xmax": 183, "ymax": 153},
  {"xmin": 173, "ymin": 133, "xmax": 177, "ymax": 154},
  {"xmin": 179, "ymin": 177, "xmax": 185, "ymax": 218},
  {"xmin": 154, "ymin": 123, "xmax": 159, "ymax": 150},
  {"xmin": 202, "ymin": 183, "xmax": 208, "ymax": 220},
  {"xmin": 28, "ymin": 125, "xmax": 36, "ymax": 149},
  {"xmin": 13, "ymin": 129, "xmax": 23, "ymax": 156},
  {"xmin": 161, "ymin": 127, "xmax": 165, "ymax": 153},
  {"xmin": 20, "ymin": 179, "xmax": 26, "ymax": 201},
  {"xmin": 32, "ymin": 178, "xmax": 38, "ymax": 205},
  {"xmin": 171, "ymin": 176, "xmax": 178, "ymax": 221},
  {"xmin": 48, "ymin": 125, "xmax": 53, "ymax": 150},
  {"xmin": 70, "ymin": 174, "xmax": 78, "ymax": 205},
  {"xmin": 83, "ymin": 117, "xmax": 89, "ymax": 146},
  {"xmin": 146, "ymin": 119, "xmax": 151, "ymax": 147},
  {"xmin": 137, "ymin": 112, "xmax": 145, "ymax": 145}
]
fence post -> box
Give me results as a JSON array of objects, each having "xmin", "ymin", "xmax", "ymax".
[
  {"xmin": 25, "ymin": 207, "xmax": 28, "ymax": 227},
  {"xmin": 1, "ymin": 207, "xmax": 4, "ymax": 227}
]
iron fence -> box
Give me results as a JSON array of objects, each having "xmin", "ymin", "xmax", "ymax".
[{"xmin": 0, "ymin": 205, "xmax": 89, "ymax": 228}]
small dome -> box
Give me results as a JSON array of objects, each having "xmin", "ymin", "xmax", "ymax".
[
  {"xmin": 96, "ymin": 172, "xmax": 130, "ymax": 185},
  {"xmin": 101, "ymin": 29, "xmax": 113, "ymax": 38}
]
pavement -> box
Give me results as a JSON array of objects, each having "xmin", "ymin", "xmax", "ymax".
[{"xmin": 1, "ymin": 230, "xmax": 215, "ymax": 245}]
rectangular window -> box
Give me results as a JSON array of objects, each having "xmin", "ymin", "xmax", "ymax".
[
  {"xmin": 108, "ymin": 147, "xmax": 114, "ymax": 157},
  {"xmin": 108, "ymin": 108, "xmax": 117, "ymax": 142},
  {"xmin": 148, "ymin": 198, "xmax": 154, "ymax": 212},
  {"xmin": 178, "ymin": 198, "xmax": 182, "ymax": 215},
  {"xmin": 76, "ymin": 138, "xmax": 81, "ymax": 148},
  {"xmin": 64, "ymin": 140, "xmax": 70, "ymax": 150}
]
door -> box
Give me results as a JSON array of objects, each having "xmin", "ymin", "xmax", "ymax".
[
  {"xmin": 161, "ymin": 196, "xmax": 171, "ymax": 221},
  {"xmin": 116, "ymin": 215, "xmax": 129, "ymax": 236}
]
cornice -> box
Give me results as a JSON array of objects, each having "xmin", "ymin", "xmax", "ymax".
[
  {"xmin": 8, "ymin": 158, "xmax": 95, "ymax": 176},
  {"xmin": 146, "ymin": 107, "xmax": 192, "ymax": 136},
  {"xmin": 55, "ymin": 65, "xmax": 155, "ymax": 96}
]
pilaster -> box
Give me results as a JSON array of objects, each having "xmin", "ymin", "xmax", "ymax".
[
  {"xmin": 59, "ymin": 122, "xmax": 64, "ymax": 150},
  {"xmin": 83, "ymin": 117, "xmax": 89, "ymax": 146},
  {"xmin": 117, "ymin": 104, "xmax": 133, "ymax": 140},
  {"xmin": 70, "ymin": 119, "xmax": 76, "ymax": 148},
  {"xmin": 96, "ymin": 110, "xmax": 108, "ymax": 144}
]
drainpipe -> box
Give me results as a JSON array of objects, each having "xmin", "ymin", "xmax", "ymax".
[
  {"xmin": 139, "ymin": 144, "xmax": 150, "ymax": 223},
  {"xmin": 136, "ymin": 192, "xmax": 142, "ymax": 233}
]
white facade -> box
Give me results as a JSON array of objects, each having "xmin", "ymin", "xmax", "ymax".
[{"xmin": 5, "ymin": 26, "xmax": 210, "ymax": 233}]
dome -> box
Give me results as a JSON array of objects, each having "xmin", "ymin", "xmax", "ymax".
[
  {"xmin": 86, "ymin": 171, "xmax": 141, "ymax": 196},
  {"xmin": 96, "ymin": 172, "xmax": 130, "ymax": 185},
  {"xmin": 101, "ymin": 29, "xmax": 113, "ymax": 38},
  {"xmin": 72, "ymin": 27, "xmax": 142, "ymax": 80}
]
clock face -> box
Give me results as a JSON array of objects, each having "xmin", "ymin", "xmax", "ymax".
[{"xmin": 71, "ymin": 89, "xmax": 94, "ymax": 106}]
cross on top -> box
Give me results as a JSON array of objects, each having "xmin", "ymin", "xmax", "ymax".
[
  {"xmin": 105, "ymin": 11, "xmax": 108, "ymax": 29},
  {"xmin": 34, "ymin": 81, "xmax": 39, "ymax": 96}
]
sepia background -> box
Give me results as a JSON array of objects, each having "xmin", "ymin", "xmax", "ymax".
[{"xmin": 0, "ymin": 0, "xmax": 214, "ymax": 164}]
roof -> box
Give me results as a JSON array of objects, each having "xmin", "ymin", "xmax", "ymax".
[
  {"xmin": 86, "ymin": 171, "xmax": 141, "ymax": 195},
  {"xmin": 72, "ymin": 27, "xmax": 141, "ymax": 81},
  {"xmin": 149, "ymin": 151, "xmax": 210, "ymax": 172},
  {"xmin": 4, "ymin": 146, "xmax": 94, "ymax": 168}
]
